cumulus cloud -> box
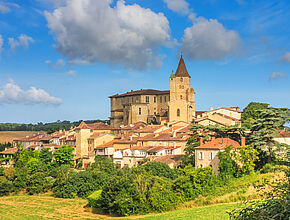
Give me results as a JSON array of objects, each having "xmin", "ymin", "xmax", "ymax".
[
  {"xmin": 0, "ymin": 0, "xmax": 19, "ymax": 13},
  {"xmin": 45, "ymin": 58, "xmax": 65, "ymax": 68},
  {"xmin": 45, "ymin": 0, "xmax": 171, "ymax": 70},
  {"xmin": 8, "ymin": 34, "xmax": 34, "ymax": 49},
  {"xmin": 0, "ymin": 79, "xmax": 62, "ymax": 105},
  {"xmin": 163, "ymin": 0, "xmax": 190, "ymax": 15},
  {"xmin": 269, "ymin": 71, "xmax": 288, "ymax": 81},
  {"xmin": 180, "ymin": 17, "xmax": 241, "ymax": 60},
  {"xmin": 66, "ymin": 70, "xmax": 77, "ymax": 76},
  {"xmin": 278, "ymin": 52, "xmax": 290, "ymax": 63}
]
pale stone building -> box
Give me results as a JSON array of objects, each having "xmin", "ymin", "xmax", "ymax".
[
  {"xmin": 110, "ymin": 56, "xmax": 195, "ymax": 128},
  {"xmin": 195, "ymin": 137, "xmax": 244, "ymax": 174}
]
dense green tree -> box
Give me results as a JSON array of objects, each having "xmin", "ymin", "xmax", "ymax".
[
  {"xmin": 235, "ymin": 145, "xmax": 259, "ymax": 175},
  {"xmin": 249, "ymin": 107, "xmax": 290, "ymax": 164},
  {"xmin": 13, "ymin": 146, "xmax": 39, "ymax": 168},
  {"xmin": 182, "ymin": 130, "xmax": 202, "ymax": 166},
  {"xmin": 218, "ymin": 146, "xmax": 238, "ymax": 178},
  {"xmin": 143, "ymin": 162, "xmax": 177, "ymax": 179},
  {"xmin": 241, "ymin": 102, "xmax": 269, "ymax": 128},
  {"xmin": 39, "ymin": 148, "xmax": 53, "ymax": 164},
  {"xmin": 54, "ymin": 145, "xmax": 74, "ymax": 166}
]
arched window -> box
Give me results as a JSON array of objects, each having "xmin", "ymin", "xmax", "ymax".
[
  {"xmin": 177, "ymin": 108, "xmax": 180, "ymax": 117},
  {"xmin": 180, "ymin": 78, "xmax": 183, "ymax": 82}
]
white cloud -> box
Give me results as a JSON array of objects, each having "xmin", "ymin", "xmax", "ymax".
[
  {"xmin": 66, "ymin": 70, "xmax": 76, "ymax": 76},
  {"xmin": 180, "ymin": 17, "xmax": 241, "ymax": 60},
  {"xmin": 8, "ymin": 34, "xmax": 34, "ymax": 49},
  {"xmin": 0, "ymin": 1, "xmax": 19, "ymax": 14},
  {"xmin": 278, "ymin": 52, "xmax": 290, "ymax": 63},
  {"xmin": 0, "ymin": 79, "xmax": 62, "ymax": 105},
  {"xmin": 45, "ymin": 0, "xmax": 171, "ymax": 70},
  {"xmin": 163, "ymin": 0, "xmax": 190, "ymax": 15},
  {"xmin": 269, "ymin": 71, "xmax": 288, "ymax": 81},
  {"xmin": 46, "ymin": 58, "xmax": 65, "ymax": 68}
]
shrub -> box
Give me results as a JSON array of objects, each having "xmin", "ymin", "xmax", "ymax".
[
  {"xmin": 143, "ymin": 162, "xmax": 177, "ymax": 179},
  {"xmin": 0, "ymin": 167, "xmax": 4, "ymax": 176},
  {"xmin": 13, "ymin": 167, "xmax": 28, "ymax": 192},
  {"xmin": 147, "ymin": 176, "xmax": 181, "ymax": 212},
  {"xmin": 0, "ymin": 176, "xmax": 13, "ymax": 196},
  {"xmin": 260, "ymin": 164, "xmax": 289, "ymax": 173},
  {"xmin": 87, "ymin": 190, "xmax": 102, "ymax": 208},
  {"xmin": 26, "ymin": 172, "xmax": 52, "ymax": 195},
  {"xmin": 53, "ymin": 171, "xmax": 100, "ymax": 199}
]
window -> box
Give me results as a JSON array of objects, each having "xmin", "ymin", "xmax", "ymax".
[
  {"xmin": 164, "ymin": 96, "xmax": 167, "ymax": 102},
  {"xmin": 177, "ymin": 108, "xmax": 180, "ymax": 117},
  {"xmin": 198, "ymin": 152, "xmax": 204, "ymax": 160},
  {"xmin": 210, "ymin": 152, "xmax": 214, "ymax": 160},
  {"xmin": 180, "ymin": 78, "xmax": 183, "ymax": 82},
  {"xmin": 139, "ymin": 108, "xmax": 142, "ymax": 115},
  {"xmin": 154, "ymin": 96, "xmax": 156, "ymax": 103},
  {"xmin": 146, "ymin": 96, "xmax": 149, "ymax": 103},
  {"xmin": 160, "ymin": 96, "xmax": 162, "ymax": 103},
  {"xmin": 200, "ymin": 164, "xmax": 203, "ymax": 168},
  {"xmin": 180, "ymin": 95, "xmax": 183, "ymax": 99}
]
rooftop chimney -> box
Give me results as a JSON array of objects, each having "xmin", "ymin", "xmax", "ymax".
[
  {"xmin": 200, "ymin": 138, "xmax": 203, "ymax": 145},
  {"xmin": 241, "ymin": 137, "xmax": 246, "ymax": 146}
]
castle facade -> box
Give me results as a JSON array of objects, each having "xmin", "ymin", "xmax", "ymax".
[{"xmin": 109, "ymin": 56, "xmax": 195, "ymax": 128}]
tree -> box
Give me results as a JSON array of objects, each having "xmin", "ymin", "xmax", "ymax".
[
  {"xmin": 249, "ymin": 107, "xmax": 290, "ymax": 164},
  {"xmin": 190, "ymin": 124, "xmax": 245, "ymax": 143},
  {"xmin": 143, "ymin": 162, "xmax": 176, "ymax": 179},
  {"xmin": 218, "ymin": 146, "xmax": 238, "ymax": 178},
  {"xmin": 241, "ymin": 102, "xmax": 269, "ymax": 128},
  {"xmin": 54, "ymin": 145, "xmax": 74, "ymax": 166},
  {"xmin": 13, "ymin": 145, "xmax": 39, "ymax": 168},
  {"xmin": 235, "ymin": 145, "xmax": 259, "ymax": 175},
  {"xmin": 39, "ymin": 148, "xmax": 53, "ymax": 164}
]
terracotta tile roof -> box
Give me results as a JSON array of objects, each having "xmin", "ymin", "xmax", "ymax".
[
  {"xmin": 109, "ymin": 89, "xmax": 169, "ymax": 98},
  {"xmin": 0, "ymin": 147, "xmax": 18, "ymax": 154},
  {"xmin": 152, "ymin": 154, "xmax": 183, "ymax": 164},
  {"xmin": 195, "ymin": 138, "xmax": 240, "ymax": 150},
  {"xmin": 135, "ymin": 125, "xmax": 163, "ymax": 133},
  {"xmin": 176, "ymin": 125, "xmax": 191, "ymax": 133},
  {"xmin": 76, "ymin": 121, "xmax": 113, "ymax": 130},
  {"xmin": 195, "ymin": 117, "xmax": 227, "ymax": 126},
  {"xmin": 174, "ymin": 56, "xmax": 190, "ymax": 78},
  {"xmin": 27, "ymin": 145, "xmax": 39, "ymax": 149},
  {"xmin": 138, "ymin": 133, "xmax": 189, "ymax": 141},
  {"xmin": 130, "ymin": 146, "xmax": 151, "ymax": 150},
  {"xmin": 276, "ymin": 130, "xmax": 290, "ymax": 138},
  {"xmin": 146, "ymin": 146, "xmax": 165, "ymax": 153},
  {"xmin": 95, "ymin": 140, "xmax": 115, "ymax": 148}
]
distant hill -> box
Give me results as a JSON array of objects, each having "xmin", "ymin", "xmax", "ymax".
[{"xmin": 0, "ymin": 120, "xmax": 110, "ymax": 134}]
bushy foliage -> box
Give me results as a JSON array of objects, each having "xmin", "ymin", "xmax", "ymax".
[
  {"xmin": 54, "ymin": 145, "xmax": 74, "ymax": 166},
  {"xmin": 53, "ymin": 171, "xmax": 101, "ymax": 199},
  {"xmin": 143, "ymin": 162, "xmax": 177, "ymax": 179},
  {"xmin": 97, "ymin": 170, "xmax": 181, "ymax": 216},
  {"xmin": 260, "ymin": 164, "xmax": 289, "ymax": 174},
  {"xmin": 218, "ymin": 147, "xmax": 238, "ymax": 178},
  {"xmin": 229, "ymin": 170, "xmax": 290, "ymax": 219},
  {"xmin": 26, "ymin": 172, "xmax": 53, "ymax": 195},
  {"xmin": 87, "ymin": 190, "xmax": 102, "ymax": 208},
  {"xmin": 0, "ymin": 176, "xmax": 13, "ymax": 196}
]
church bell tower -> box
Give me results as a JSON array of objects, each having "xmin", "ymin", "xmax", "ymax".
[{"xmin": 169, "ymin": 56, "xmax": 195, "ymax": 123}]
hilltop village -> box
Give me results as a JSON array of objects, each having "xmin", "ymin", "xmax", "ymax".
[{"xmin": 1, "ymin": 57, "xmax": 289, "ymax": 172}]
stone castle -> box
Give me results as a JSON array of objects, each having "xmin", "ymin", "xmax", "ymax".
[{"xmin": 109, "ymin": 56, "xmax": 195, "ymax": 128}]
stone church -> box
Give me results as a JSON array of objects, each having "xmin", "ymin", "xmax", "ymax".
[{"xmin": 109, "ymin": 56, "xmax": 195, "ymax": 128}]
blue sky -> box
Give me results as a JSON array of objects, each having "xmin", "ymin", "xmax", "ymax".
[{"xmin": 0, "ymin": 0, "xmax": 289, "ymax": 123}]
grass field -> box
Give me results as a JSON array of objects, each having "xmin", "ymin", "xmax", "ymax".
[
  {"xmin": 0, "ymin": 131, "xmax": 44, "ymax": 143},
  {"xmin": 0, "ymin": 194, "xmax": 242, "ymax": 220}
]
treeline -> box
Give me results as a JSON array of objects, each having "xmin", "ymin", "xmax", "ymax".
[{"xmin": 0, "ymin": 119, "xmax": 110, "ymax": 133}]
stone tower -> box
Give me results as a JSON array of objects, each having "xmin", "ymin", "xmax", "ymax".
[{"xmin": 169, "ymin": 56, "xmax": 195, "ymax": 123}]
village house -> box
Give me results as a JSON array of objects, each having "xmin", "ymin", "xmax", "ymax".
[
  {"xmin": 195, "ymin": 107, "xmax": 242, "ymax": 127},
  {"xmin": 0, "ymin": 147, "xmax": 18, "ymax": 167},
  {"xmin": 195, "ymin": 137, "xmax": 245, "ymax": 174}
]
